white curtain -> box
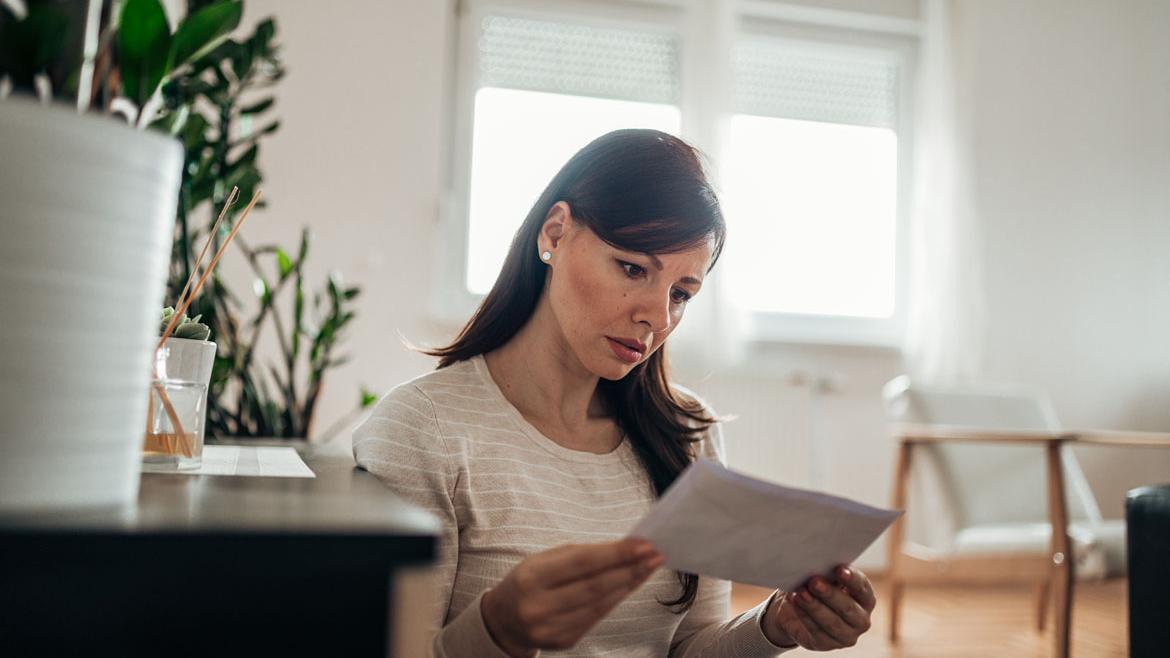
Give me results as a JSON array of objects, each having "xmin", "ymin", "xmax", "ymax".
[
  {"xmin": 902, "ymin": 0, "xmax": 989, "ymax": 551},
  {"xmin": 668, "ymin": 0, "xmax": 752, "ymax": 372},
  {"xmin": 903, "ymin": 0, "xmax": 986, "ymax": 385}
]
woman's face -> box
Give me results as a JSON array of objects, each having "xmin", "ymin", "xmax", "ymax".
[{"xmin": 540, "ymin": 203, "xmax": 713, "ymax": 381}]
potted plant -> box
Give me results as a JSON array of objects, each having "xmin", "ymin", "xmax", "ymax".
[
  {"xmin": 0, "ymin": 0, "xmax": 244, "ymax": 510},
  {"xmin": 155, "ymin": 307, "xmax": 216, "ymax": 389},
  {"xmin": 152, "ymin": 6, "xmax": 375, "ymax": 442}
]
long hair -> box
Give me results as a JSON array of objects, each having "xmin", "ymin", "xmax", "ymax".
[{"xmin": 426, "ymin": 129, "xmax": 726, "ymax": 612}]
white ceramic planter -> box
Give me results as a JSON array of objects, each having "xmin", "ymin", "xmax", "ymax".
[
  {"xmin": 155, "ymin": 336, "xmax": 217, "ymax": 389},
  {"xmin": 0, "ymin": 99, "xmax": 182, "ymax": 511}
]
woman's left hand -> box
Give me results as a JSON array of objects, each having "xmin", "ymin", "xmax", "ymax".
[{"xmin": 762, "ymin": 565, "xmax": 875, "ymax": 651}]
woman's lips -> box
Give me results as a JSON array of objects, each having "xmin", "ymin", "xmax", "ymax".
[{"xmin": 607, "ymin": 337, "xmax": 644, "ymax": 364}]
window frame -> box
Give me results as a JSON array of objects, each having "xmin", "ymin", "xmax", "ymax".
[
  {"xmin": 438, "ymin": 0, "xmax": 919, "ymax": 350},
  {"xmin": 434, "ymin": 0, "xmax": 687, "ymax": 325},
  {"xmin": 730, "ymin": 13, "xmax": 918, "ymax": 349}
]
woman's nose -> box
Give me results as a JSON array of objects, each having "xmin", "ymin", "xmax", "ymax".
[{"xmin": 634, "ymin": 288, "xmax": 673, "ymax": 334}]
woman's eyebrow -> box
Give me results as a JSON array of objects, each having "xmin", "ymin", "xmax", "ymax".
[{"xmin": 644, "ymin": 253, "xmax": 703, "ymax": 286}]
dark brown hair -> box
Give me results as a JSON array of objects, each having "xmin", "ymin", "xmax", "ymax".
[{"xmin": 426, "ymin": 129, "xmax": 726, "ymax": 612}]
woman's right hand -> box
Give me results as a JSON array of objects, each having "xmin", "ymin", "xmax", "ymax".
[{"xmin": 480, "ymin": 538, "xmax": 665, "ymax": 657}]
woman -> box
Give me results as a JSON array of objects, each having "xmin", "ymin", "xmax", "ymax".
[{"xmin": 353, "ymin": 129, "xmax": 875, "ymax": 657}]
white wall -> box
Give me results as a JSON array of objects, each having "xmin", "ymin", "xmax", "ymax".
[
  {"xmin": 231, "ymin": 0, "xmax": 454, "ymax": 440},
  {"xmin": 960, "ymin": 0, "xmax": 1170, "ymax": 517},
  {"xmin": 224, "ymin": 0, "xmax": 1168, "ymax": 569}
]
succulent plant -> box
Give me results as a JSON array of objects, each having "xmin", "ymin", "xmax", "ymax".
[{"xmin": 160, "ymin": 306, "xmax": 212, "ymax": 341}]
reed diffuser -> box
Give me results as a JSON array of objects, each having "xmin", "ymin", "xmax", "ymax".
[{"xmin": 143, "ymin": 186, "xmax": 259, "ymax": 468}]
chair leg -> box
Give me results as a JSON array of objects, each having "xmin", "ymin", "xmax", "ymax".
[
  {"xmin": 1051, "ymin": 565, "xmax": 1073, "ymax": 658},
  {"xmin": 1046, "ymin": 441, "xmax": 1074, "ymax": 658},
  {"xmin": 886, "ymin": 440, "xmax": 913, "ymax": 643},
  {"xmin": 1034, "ymin": 578, "xmax": 1050, "ymax": 632},
  {"xmin": 888, "ymin": 580, "xmax": 904, "ymax": 643}
]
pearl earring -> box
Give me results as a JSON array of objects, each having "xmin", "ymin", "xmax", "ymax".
[{"xmin": 541, "ymin": 251, "xmax": 552, "ymax": 262}]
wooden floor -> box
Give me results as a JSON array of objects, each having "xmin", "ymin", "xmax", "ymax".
[{"xmin": 731, "ymin": 578, "xmax": 1127, "ymax": 657}]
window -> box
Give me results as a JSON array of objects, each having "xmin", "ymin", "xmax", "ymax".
[
  {"xmin": 722, "ymin": 33, "xmax": 910, "ymax": 345},
  {"xmin": 446, "ymin": 1, "xmax": 915, "ymax": 347},
  {"xmin": 468, "ymin": 88, "xmax": 680, "ymax": 293},
  {"xmin": 458, "ymin": 12, "xmax": 682, "ymax": 295}
]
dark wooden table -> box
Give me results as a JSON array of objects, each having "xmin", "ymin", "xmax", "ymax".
[{"xmin": 0, "ymin": 439, "xmax": 439, "ymax": 657}]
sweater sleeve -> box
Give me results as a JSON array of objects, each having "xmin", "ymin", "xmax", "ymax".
[
  {"xmin": 352, "ymin": 383, "xmax": 517, "ymax": 658},
  {"xmin": 668, "ymin": 403, "xmax": 794, "ymax": 657}
]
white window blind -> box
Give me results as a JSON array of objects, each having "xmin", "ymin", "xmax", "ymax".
[
  {"xmin": 478, "ymin": 15, "xmax": 679, "ymax": 104},
  {"xmin": 463, "ymin": 14, "xmax": 682, "ymax": 294},
  {"xmin": 733, "ymin": 36, "xmax": 898, "ymax": 128},
  {"xmin": 723, "ymin": 35, "xmax": 903, "ymax": 333}
]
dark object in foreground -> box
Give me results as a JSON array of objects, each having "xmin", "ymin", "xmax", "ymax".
[
  {"xmin": 1127, "ymin": 483, "xmax": 1170, "ymax": 658},
  {"xmin": 0, "ymin": 442, "xmax": 437, "ymax": 657}
]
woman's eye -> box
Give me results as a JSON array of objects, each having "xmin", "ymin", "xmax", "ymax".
[
  {"xmin": 618, "ymin": 260, "xmax": 646, "ymax": 278},
  {"xmin": 671, "ymin": 288, "xmax": 692, "ymax": 304}
]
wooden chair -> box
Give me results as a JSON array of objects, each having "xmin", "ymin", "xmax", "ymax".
[{"xmin": 881, "ymin": 376, "xmax": 1122, "ymax": 658}]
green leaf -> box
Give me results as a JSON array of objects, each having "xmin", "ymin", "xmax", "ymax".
[
  {"xmin": 252, "ymin": 277, "xmax": 271, "ymax": 306},
  {"xmin": 326, "ymin": 273, "xmax": 341, "ymax": 303},
  {"xmin": 149, "ymin": 104, "xmax": 190, "ymax": 135},
  {"xmin": 292, "ymin": 270, "xmax": 304, "ymax": 361},
  {"xmin": 297, "ymin": 227, "xmax": 310, "ymax": 263},
  {"xmin": 174, "ymin": 322, "xmax": 212, "ymax": 340},
  {"xmin": 225, "ymin": 167, "xmax": 261, "ymax": 196},
  {"xmin": 276, "ymin": 249, "xmax": 293, "ymax": 279},
  {"xmin": 249, "ymin": 120, "xmax": 281, "ymax": 139},
  {"xmin": 252, "ymin": 18, "xmax": 276, "ymax": 53},
  {"xmin": 0, "ymin": 3, "xmax": 71, "ymax": 91},
  {"xmin": 210, "ymin": 355, "xmax": 233, "ymax": 385},
  {"xmin": 360, "ymin": 388, "xmax": 378, "ymax": 408},
  {"xmin": 118, "ymin": 0, "xmax": 173, "ymax": 108},
  {"xmin": 309, "ymin": 317, "xmax": 337, "ymax": 363},
  {"xmin": 240, "ymin": 97, "xmax": 274, "ymax": 115},
  {"xmin": 168, "ymin": 1, "xmax": 242, "ymax": 71},
  {"xmin": 180, "ymin": 112, "xmax": 210, "ymax": 149},
  {"xmin": 229, "ymin": 43, "xmax": 253, "ymax": 80},
  {"xmin": 229, "ymin": 144, "xmax": 258, "ymax": 169}
]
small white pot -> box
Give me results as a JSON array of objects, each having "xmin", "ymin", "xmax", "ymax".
[
  {"xmin": 0, "ymin": 99, "xmax": 182, "ymax": 511},
  {"xmin": 155, "ymin": 337, "xmax": 217, "ymax": 388}
]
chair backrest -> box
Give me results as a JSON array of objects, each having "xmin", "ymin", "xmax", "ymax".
[{"xmin": 882, "ymin": 376, "xmax": 1102, "ymax": 543}]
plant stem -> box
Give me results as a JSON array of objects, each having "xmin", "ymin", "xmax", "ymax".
[
  {"xmin": 178, "ymin": 184, "xmax": 192, "ymax": 310},
  {"xmin": 76, "ymin": 0, "xmax": 103, "ymax": 112}
]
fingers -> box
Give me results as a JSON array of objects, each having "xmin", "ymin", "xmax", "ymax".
[
  {"xmin": 779, "ymin": 592, "xmax": 842, "ymax": 651},
  {"xmin": 517, "ymin": 546, "xmax": 663, "ymax": 651},
  {"xmin": 544, "ymin": 563, "xmax": 655, "ymax": 629},
  {"xmin": 793, "ymin": 582, "xmax": 862, "ymax": 647},
  {"xmin": 528, "ymin": 538, "xmax": 657, "ymax": 589},
  {"xmin": 540, "ymin": 551, "xmax": 664, "ymax": 614},
  {"xmin": 835, "ymin": 565, "xmax": 877, "ymax": 612},
  {"xmin": 807, "ymin": 575, "xmax": 871, "ymax": 632}
]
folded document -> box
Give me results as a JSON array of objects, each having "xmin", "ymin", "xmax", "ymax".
[
  {"xmin": 628, "ymin": 459, "xmax": 901, "ymax": 590},
  {"xmin": 194, "ymin": 445, "xmax": 315, "ymax": 478}
]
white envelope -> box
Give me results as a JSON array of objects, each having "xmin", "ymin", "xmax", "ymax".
[{"xmin": 628, "ymin": 459, "xmax": 902, "ymax": 591}]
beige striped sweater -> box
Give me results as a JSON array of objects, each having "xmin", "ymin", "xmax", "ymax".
[{"xmin": 352, "ymin": 354, "xmax": 790, "ymax": 657}]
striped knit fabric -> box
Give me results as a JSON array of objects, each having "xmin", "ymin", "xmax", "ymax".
[{"xmin": 353, "ymin": 354, "xmax": 789, "ymax": 657}]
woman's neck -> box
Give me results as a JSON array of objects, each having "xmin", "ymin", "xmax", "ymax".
[{"xmin": 484, "ymin": 297, "xmax": 614, "ymax": 449}]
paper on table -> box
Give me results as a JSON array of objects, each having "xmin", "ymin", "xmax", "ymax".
[
  {"xmin": 191, "ymin": 445, "xmax": 315, "ymax": 478},
  {"xmin": 628, "ymin": 459, "xmax": 901, "ymax": 591}
]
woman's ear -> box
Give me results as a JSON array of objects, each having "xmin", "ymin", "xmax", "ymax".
[{"xmin": 540, "ymin": 201, "xmax": 572, "ymax": 252}]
